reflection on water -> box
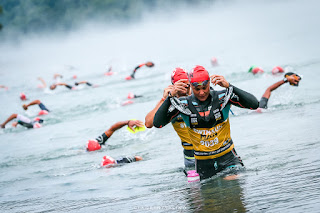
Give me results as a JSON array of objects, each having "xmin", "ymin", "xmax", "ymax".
[{"xmin": 186, "ymin": 175, "xmax": 246, "ymax": 212}]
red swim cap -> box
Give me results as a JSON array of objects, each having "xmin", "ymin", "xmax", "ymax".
[
  {"xmin": 271, "ymin": 66, "xmax": 284, "ymax": 75},
  {"xmin": 127, "ymin": 92, "xmax": 135, "ymax": 99},
  {"xmin": 189, "ymin": 65, "xmax": 210, "ymax": 83},
  {"xmin": 171, "ymin": 67, "xmax": 188, "ymax": 84},
  {"xmin": 211, "ymin": 57, "xmax": 218, "ymax": 66},
  {"xmin": 101, "ymin": 156, "xmax": 116, "ymax": 167},
  {"xmin": 38, "ymin": 110, "xmax": 49, "ymax": 116},
  {"xmin": 20, "ymin": 93, "xmax": 26, "ymax": 101},
  {"xmin": 87, "ymin": 140, "xmax": 101, "ymax": 151},
  {"xmin": 252, "ymin": 67, "xmax": 264, "ymax": 74}
]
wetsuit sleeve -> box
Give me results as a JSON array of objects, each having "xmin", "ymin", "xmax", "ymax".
[
  {"xmin": 17, "ymin": 120, "xmax": 33, "ymax": 128},
  {"xmin": 229, "ymin": 84, "xmax": 259, "ymax": 109},
  {"xmin": 115, "ymin": 156, "xmax": 136, "ymax": 164},
  {"xmin": 65, "ymin": 85, "xmax": 73, "ymax": 89},
  {"xmin": 39, "ymin": 103, "xmax": 50, "ymax": 112},
  {"xmin": 133, "ymin": 65, "xmax": 141, "ymax": 72},
  {"xmin": 153, "ymin": 97, "xmax": 179, "ymax": 128},
  {"xmin": 96, "ymin": 133, "xmax": 109, "ymax": 145}
]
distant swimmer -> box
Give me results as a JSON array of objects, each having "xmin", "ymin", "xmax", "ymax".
[
  {"xmin": 86, "ymin": 119, "xmax": 144, "ymax": 151},
  {"xmin": 211, "ymin": 57, "xmax": 218, "ymax": 66},
  {"xmin": 0, "ymin": 85, "xmax": 8, "ymax": 90},
  {"xmin": 126, "ymin": 61, "xmax": 154, "ymax": 80},
  {"xmin": 20, "ymin": 92, "xmax": 27, "ymax": 101},
  {"xmin": 145, "ymin": 67, "xmax": 195, "ymax": 169},
  {"xmin": 104, "ymin": 66, "xmax": 114, "ymax": 76},
  {"xmin": 74, "ymin": 81, "xmax": 98, "ymax": 88},
  {"xmin": 23, "ymin": 100, "xmax": 50, "ymax": 115},
  {"xmin": 1, "ymin": 114, "xmax": 43, "ymax": 129},
  {"xmin": 50, "ymin": 82, "xmax": 75, "ymax": 90},
  {"xmin": 153, "ymin": 65, "xmax": 259, "ymax": 180},
  {"xmin": 248, "ymin": 65, "xmax": 264, "ymax": 74},
  {"xmin": 257, "ymin": 72, "xmax": 302, "ymax": 111},
  {"xmin": 37, "ymin": 76, "xmax": 75, "ymax": 90},
  {"xmin": 127, "ymin": 92, "xmax": 143, "ymax": 99},
  {"xmin": 101, "ymin": 155, "xmax": 143, "ymax": 167},
  {"xmin": 271, "ymin": 66, "xmax": 285, "ymax": 75}
]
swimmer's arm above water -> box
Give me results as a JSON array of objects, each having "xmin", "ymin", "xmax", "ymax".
[
  {"xmin": 210, "ymin": 74, "xmax": 259, "ymax": 109},
  {"xmin": 145, "ymin": 85, "xmax": 174, "ymax": 128},
  {"xmin": 96, "ymin": 120, "xmax": 144, "ymax": 145},
  {"xmin": 229, "ymin": 85, "xmax": 259, "ymax": 109},
  {"xmin": 55, "ymin": 82, "xmax": 73, "ymax": 89},
  {"xmin": 37, "ymin": 77, "xmax": 47, "ymax": 88},
  {"xmin": 153, "ymin": 97, "xmax": 179, "ymax": 128}
]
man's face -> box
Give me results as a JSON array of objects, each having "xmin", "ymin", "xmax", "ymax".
[{"xmin": 191, "ymin": 82, "xmax": 210, "ymax": 102}]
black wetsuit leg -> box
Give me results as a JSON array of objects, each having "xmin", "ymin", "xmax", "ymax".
[
  {"xmin": 196, "ymin": 148, "xmax": 244, "ymax": 180},
  {"xmin": 17, "ymin": 121, "xmax": 34, "ymax": 129}
]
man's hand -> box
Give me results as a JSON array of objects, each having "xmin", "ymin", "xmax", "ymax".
[
  {"xmin": 170, "ymin": 79, "xmax": 189, "ymax": 97},
  {"xmin": 210, "ymin": 75, "xmax": 230, "ymax": 88},
  {"xmin": 128, "ymin": 120, "xmax": 144, "ymax": 132},
  {"xmin": 286, "ymin": 75, "xmax": 300, "ymax": 85},
  {"xmin": 163, "ymin": 85, "xmax": 174, "ymax": 99}
]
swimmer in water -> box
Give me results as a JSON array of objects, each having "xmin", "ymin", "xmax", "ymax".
[
  {"xmin": 258, "ymin": 72, "xmax": 302, "ymax": 110},
  {"xmin": 128, "ymin": 61, "xmax": 154, "ymax": 79},
  {"xmin": 49, "ymin": 82, "xmax": 74, "ymax": 90},
  {"xmin": 87, "ymin": 119, "xmax": 144, "ymax": 151},
  {"xmin": 0, "ymin": 85, "xmax": 8, "ymax": 90},
  {"xmin": 0, "ymin": 114, "xmax": 43, "ymax": 129},
  {"xmin": 37, "ymin": 76, "xmax": 74, "ymax": 90},
  {"xmin": 101, "ymin": 155, "xmax": 143, "ymax": 167},
  {"xmin": 74, "ymin": 81, "xmax": 96, "ymax": 87},
  {"xmin": 22, "ymin": 100, "xmax": 50, "ymax": 113}
]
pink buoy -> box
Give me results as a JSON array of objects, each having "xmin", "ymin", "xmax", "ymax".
[
  {"xmin": 72, "ymin": 75, "xmax": 77, "ymax": 79},
  {"xmin": 187, "ymin": 170, "xmax": 200, "ymax": 182}
]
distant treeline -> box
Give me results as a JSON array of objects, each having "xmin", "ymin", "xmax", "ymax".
[{"xmin": 0, "ymin": 0, "xmax": 213, "ymax": 36}]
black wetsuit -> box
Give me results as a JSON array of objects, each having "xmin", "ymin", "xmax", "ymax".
[
  {"xmin": 153, "ymin": 84, "xmax": 258, "ymax": 179},
  {"xmin": 116, "ymin": 156, "xmax": 137, "ymax": 164}
]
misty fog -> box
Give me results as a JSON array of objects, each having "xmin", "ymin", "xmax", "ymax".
[{"xmin": 1, "ymin": 0, "xmax": 319, "ymax": 87}]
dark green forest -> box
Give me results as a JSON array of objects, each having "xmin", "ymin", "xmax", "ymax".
[{"xmin": 0, "ymin": 0, "xmax": 214, "ymax": 36}]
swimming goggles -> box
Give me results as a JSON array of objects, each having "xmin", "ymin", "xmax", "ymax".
[{"xmin": 191, "ymin": 80, "xmax": 209, "ymax": 87}]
